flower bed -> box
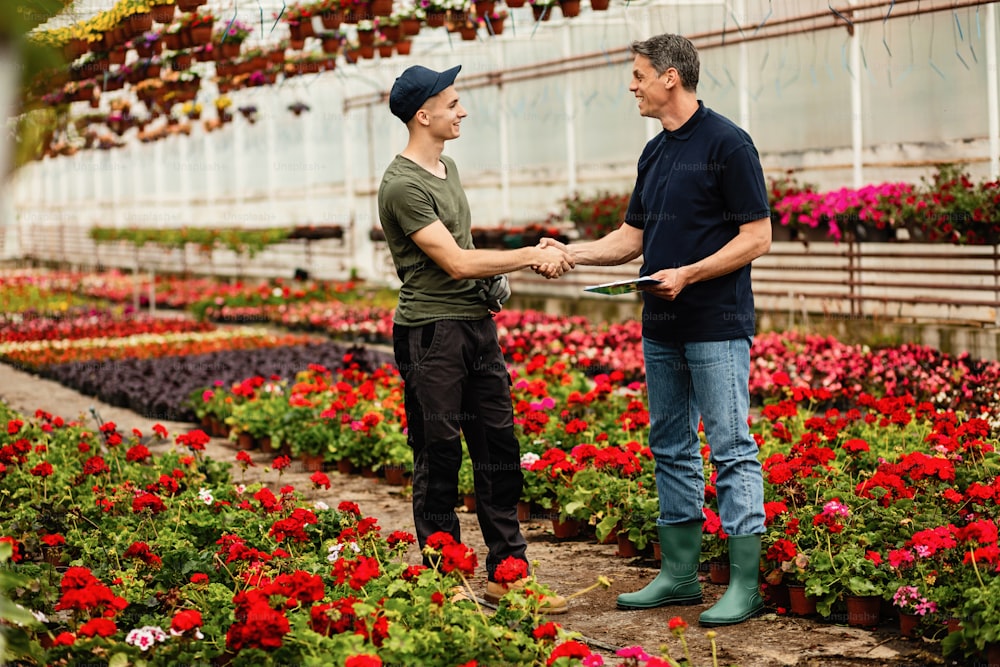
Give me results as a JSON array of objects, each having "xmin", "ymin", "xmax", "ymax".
[
  {"xmin": 43, "ymin": 342, "xmax": 394, "ymax": 423},
  {"xmin": 0, "ymin": 328, "xmax": 325, "ymax": 371},
  {"xmin": 0, "ymin": 405, "xmax": 682, "ymax": 667},
  {"xmin": 0, "ymin": 308, "xmax": 212, "ymax": 343}
]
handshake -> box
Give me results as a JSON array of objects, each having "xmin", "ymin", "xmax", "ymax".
[{"xmin": 530, "ymin": 237, "xmax": 574, "ymax": 279}]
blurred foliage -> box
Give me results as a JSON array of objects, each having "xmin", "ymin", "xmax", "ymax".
[{"xmin": 3, "ymin": 0, "xmax": 74, "ymax": 176}]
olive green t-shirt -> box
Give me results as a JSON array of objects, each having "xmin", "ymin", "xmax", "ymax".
[{"xmin": 377, "ymin": 154, "xmax": 490, "ymax": 326}]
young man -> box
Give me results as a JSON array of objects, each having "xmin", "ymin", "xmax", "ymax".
[
  {"xmin": 377, "ymin": 64, "xmax": 572, "ymax": 612},
  {"xmin": 542, "ymin": 34, "xmax": 772, "ymax": 626}
]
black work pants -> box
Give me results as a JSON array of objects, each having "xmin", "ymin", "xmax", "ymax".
[{"xmin": 392, "ymin": 317, "xmax": 527, "ymax": 581}]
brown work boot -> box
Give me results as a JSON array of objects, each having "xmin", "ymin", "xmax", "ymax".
[{"xmin": 484, "ymin": 578, "xmax": 568, "ymax": 614}]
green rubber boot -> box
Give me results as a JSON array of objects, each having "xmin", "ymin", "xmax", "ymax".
[
  {"xmin": 698, "ymin": 534, "xmax": 765, "ymax": 626},
  {"xmin": 617, "ymin": 522, "xmax": 703, "ymax": 610}
]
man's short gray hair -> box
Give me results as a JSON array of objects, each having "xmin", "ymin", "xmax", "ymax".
[{"xmin": 630, "ymin": 34, "xmax": 700, "ymax": 92}]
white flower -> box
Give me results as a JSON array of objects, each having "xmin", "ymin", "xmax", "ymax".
[
  {"xmin": 234, "ymin": 483, "xmax": 246, "ymax": 495},
  {"xmin": 197, "ymin": 488, "xmax": 214, "ymax": 505},
  {"xmin": 126, "ymin": 626, "xmax": 167, "ymax": 651},
  {"xmin": 327, "ymin": 541, "xmax": 361, "ymax": 562},
  {"xmin": 520, "ymin": 452, "xmax": 540, "ymax": 469},
  {"xmin": 314, "ymin": 500, "xmax": 330, "ymax": 511},
  {"xmin": 31, "ymin": 609, "xmax": 49, "ymax": 624}
]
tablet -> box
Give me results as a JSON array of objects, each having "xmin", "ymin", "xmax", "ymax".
[{"xmin": 583, "ymin": 276, "xmax": 662, "ymax": 295}]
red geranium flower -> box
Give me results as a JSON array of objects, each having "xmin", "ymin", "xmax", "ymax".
[
  {"xmin": 170, "ymin": 609, "xmax": 203, "ymax": 637},
  {"xmin": 132, "ymin": 492, "xmax": 166, "ymax": 515},
  {"xmin": 533, "ymin": 621, "xmax": 561, "ymax": 640},
  {"xmin": 310, "ymin": 471, "xmax": 331, "ymax": 489},
  {"xmin": 668, "ymin": 616, "xmax": 688, "ymax": 633},
  {"xmin": 176, "ymin": 429, "xmax": 210, "ymax": 452},
  {"xmin": 78, "ymin": 618, "xmax": 117, "ymax": 638},
  {"xmin": 52, "ymin": 631, "xmax": 76, "ymax": 646},
  {"xmin": 493, "ymin": 556, "xmax": 529, "ymax": 584},
  {"xmin": 386, "ymin": 530, "xmax": 416, "ymax": 549},
  {"xmin": 440, "ymin": 542, "xmax": 478, "ymax": 576},
  {"xmin": 124, "ymin": 542, "xmax": 163, "ymax": 568},
  {"xmin": 126, "ymin": 445, "xmax": 152, "ymax": 462},
  {"xmin": 546, "ymin": 640, "xmax": 592, "ymax": 666},
  {"xmin": 0, "ymin": 536, "xmax": 23, "ymax": 563},
  {"xmin": 83, "ymin": 455, "xmax": 110, "ymax": 475},
  {"xmin": 30, "ymin": 461, "xmax": 53, "ymax": 477},
  {"xmin": 338, "ymin": 501, "xmax": 361, "ymax": 516}
]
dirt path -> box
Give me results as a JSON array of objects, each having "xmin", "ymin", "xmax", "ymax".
[{"xmin": 0, "ymin": 362, "xmax": 950, "ymax": 667}]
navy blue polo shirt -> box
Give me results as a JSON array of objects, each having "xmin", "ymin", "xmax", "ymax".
[{"xmin": 624, "ymin": 101, "xmax": 770, "ymax": 343}]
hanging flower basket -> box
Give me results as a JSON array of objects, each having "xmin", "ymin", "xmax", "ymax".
[
  {"xmin": 474, "ymin": 0, "xmax": 496, "ymax": 16},
  {"xmin": 189, "ymin": 24, "xmax": 213, "ymax": 46},
  {"xmin": 559, "ymin": 0, "xmax": 581, "ymax": 17},
  {"xmin": 531, "ymin": 4, "xmax": 553, "ymax": 21},
  {"xmin": 128, "ymin": 12, "xmax": 154, "ymax": 33},
  {"xmin": 321, "ymin": 10, "xmax": 343, "ymax": 29},
  {"xmin": 380, "ymin": 25, "xmax": 401, "ymax": 42},
  {"xmin": 401, "ymin": 17, "xmax": 422, "ymax": 35},
  {"xmin": 177, "ymin": 0, "xmax": 206, "ymax": 12},
  {"xmin": 151, "ymin": 3, "xmax": 175, "ymax": 23},
  {"xmin": 370, "ymin": 0, "xmax": 394, "ymax": 17}
]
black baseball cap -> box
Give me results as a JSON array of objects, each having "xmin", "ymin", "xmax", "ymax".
[{"xmin": 389, "ymin": 64, "xmax": 462, "ymax": 123}]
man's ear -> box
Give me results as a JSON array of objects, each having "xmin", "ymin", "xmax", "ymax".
[{"xmin": 663, "ymin": 67, "xmax": 677, "ymax": 89}]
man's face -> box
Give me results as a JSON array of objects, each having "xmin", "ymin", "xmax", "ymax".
[
  {"xmin": 629, "ymin": 54, "xmax": 669, "ymax": 118},
  {"xmin": 420, "ymin": 85, "xmax": 467, "ymax": 139}
]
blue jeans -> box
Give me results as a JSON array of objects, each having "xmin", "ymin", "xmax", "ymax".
[{"xmin": 642, "ymin": 336, "xmax": 765, "ymax": 536}]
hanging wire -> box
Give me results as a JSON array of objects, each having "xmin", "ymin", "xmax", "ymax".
[
  {"xmin": 968, "ymin": 7, "xmax": 978, "ymax": 65},
  {"xmin": 829, "ymin": 1, "xmax": 854, "ymax": 30},
  {"xmin": 257, "ymin": 0, "xmax": 265, "ymax": 39},
  {"xmin": 720, "ymin": 2, "xmax": 726, "ymax": 47},
  {"xmin": 881, "ymin": 0, "xmax": 895, "ymax": 57},
  {"xmin": 953, "ymin": 8, "xmax": 970, "ymax": 70},
  {"xmin": 896, "ymin": 9, "xmax": 914, "ymax": 84},
  {"xmin": 530, "ymin": 5, "xmax": 549, "ymax": 38},
  {"xmin": 752, "ymin": 0, "xmax": 772, "ymax": 36},
  {"xmin": 221, "ymin": 1, "xmax": 239, "ymax": 44},
  {"xmin": 783, "ymin": 34, "xmax": 801, "ymax": 90},
  {"xmin": 928, "ymin": 8, "xmax": 946, "ymax": 81},
  {"xmin": 271, "ymin": 0, "xmax": 287, "ymax": 33},
  {"xmin": 703, "ymin": 65, "xmax": 722, "ymax": 89}
]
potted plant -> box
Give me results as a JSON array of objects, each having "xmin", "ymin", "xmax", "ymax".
[
  {"xmin": 943, "ymin": 572, "xmax": 1000, "ymax": 663},
  {"xmin": 529, "ymin": 0, "xmax": 557, "ymax": 21},
  {"xmin": 892, "ymin": 585, "xmax": 938, "ymax": 637},
  {"xmin": 282, "ymin": 2, "xmax": 316, "ymax": 40}
]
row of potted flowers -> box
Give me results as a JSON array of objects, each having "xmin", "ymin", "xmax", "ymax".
[
  {"xmin": 3, "ymin": 269, "xmax": 998, "ymax": 423},
  {"xmin": 769, "ymin": 164, "xmax": 1000, "ymax": 245},
  {"xmin": 2, "ymin": 405, "xmax": 677, "ymax": 667},
  {"xmin": 562, "ymin": 164, "xmax": 1000, "ymax": 246},
  {"xmin": 198, "ymin": 352, "xmax": 1000, "ymax": 662}
]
